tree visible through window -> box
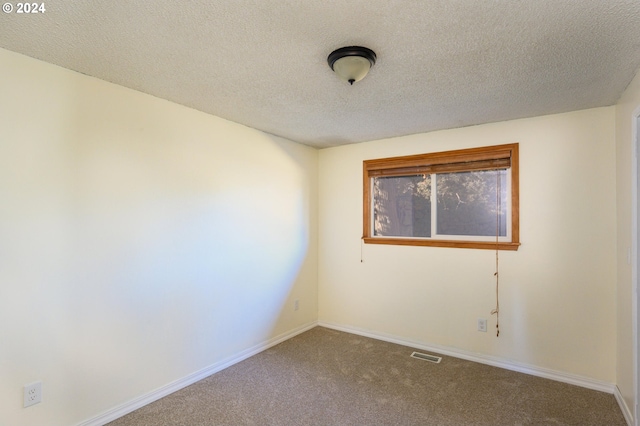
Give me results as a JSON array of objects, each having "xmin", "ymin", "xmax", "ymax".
[
  {"xmin": 363, "ymin": 144, "xmax": 519, "ymax": 250},
  {"xmin": 374, "ymin": 174, "xmax": 432, "ymax": 237}
]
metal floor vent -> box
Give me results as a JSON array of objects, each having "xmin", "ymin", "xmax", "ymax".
[{"xmin": 410, "ymin": 351, "xmax": 442, "ymax": 363}]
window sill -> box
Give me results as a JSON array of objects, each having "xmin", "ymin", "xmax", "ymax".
[{"xmin": 362, "ymin": 237, "xmax": 520, "ymax": 251}]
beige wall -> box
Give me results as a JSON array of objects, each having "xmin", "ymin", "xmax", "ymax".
[
  {"xmin": 318, "ymin": 108, "xmax": 617, "ymax": 383},
  {"xmin": 0, "ymin": 48, "xmax": 318, "ymax": 426},
  {"xmin": 616, "ymin": 69, "xmax": 640, "ymax": 420}
]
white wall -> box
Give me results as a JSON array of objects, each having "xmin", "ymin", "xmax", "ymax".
[
  {"xmin": 0, "ymin": 48, "xmax": 318, "ymax": 426},
  {"xmin": 318, "ymin": 108, "xmax": 617, "ymax": 383},
  {"xmin": 615, "ymin": 68, "xmax": 640, "ymax": 421}
]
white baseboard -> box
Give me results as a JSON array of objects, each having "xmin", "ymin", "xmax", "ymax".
[
  {"xmin": 78, "ymin": 320, "xmax": 626, "ymax": 426},
  {"xmin": 318, "ymin": 321, "xmax": 616, "ymax": 394},
  {"xmin": 614, "ymin": 385, "xmax": 635, "ymax": 426},
  {"xmin": 77, "ymin": 320, "xmax": 318, "ymax": 426}
]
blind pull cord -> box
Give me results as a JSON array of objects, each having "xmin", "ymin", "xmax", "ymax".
[{"xmin": 490, "ymin": 170, "xmax": 500, "ymax": 337}]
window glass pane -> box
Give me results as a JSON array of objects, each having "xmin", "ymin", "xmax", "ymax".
[
  {"xmin": 373, "ymin": 175, "xmax": 431, "ymax": 237},
  {"xmin": 436, "ymin": 170, "xmax": 507, "ymax": 237}
]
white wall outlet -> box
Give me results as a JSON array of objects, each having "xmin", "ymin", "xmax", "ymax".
[
  {"xmin": 294, "ymin": 299, "xmax": 299, "ymax": 311},
  {"xmin": 477, "ymin": 318, "xmax": 487, "ymax": 332},
  {"xmin": 24, "ymin": 381, "xmax": 42, "ymax": 408}
]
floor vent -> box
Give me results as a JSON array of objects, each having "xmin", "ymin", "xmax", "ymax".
[{"xmin": 410, "ymin": 351, "xmax": 442, "ymax": 363}]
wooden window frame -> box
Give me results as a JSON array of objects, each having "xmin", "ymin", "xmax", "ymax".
[{"xmin": 363, "ymin": 143, "xmax": 520, "ymax": 251}]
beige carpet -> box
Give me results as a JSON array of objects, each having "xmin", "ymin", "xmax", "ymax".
[{"xmin": 107, "ymin": 327, "xmax": 626, "ymax": 425}]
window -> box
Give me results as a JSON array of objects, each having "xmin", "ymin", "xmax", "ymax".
[{"xmin": 363, "ymin": 143, "xmax": 519, "ymax": 250}]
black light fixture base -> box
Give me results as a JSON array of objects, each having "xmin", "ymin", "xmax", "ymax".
[{"xmin": 327, "ymin": 46, "xmax": 377, "ymax": 70}]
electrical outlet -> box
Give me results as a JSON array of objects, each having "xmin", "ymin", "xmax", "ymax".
[
  {"xmin": 294, "ymin": 299, "xmax": 299, "ymax": 311},
  {"xmin": 24, "ymin": 381, "xmax": 42, "ymax": 408},
  {"xmin": 477, "ymin": 318, "xmax": 487, "ymax": 332}
]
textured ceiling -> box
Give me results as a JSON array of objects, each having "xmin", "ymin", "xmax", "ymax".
[{"xmin": 1, "ymin": 1, "xmax": 640, "ymax": 148}]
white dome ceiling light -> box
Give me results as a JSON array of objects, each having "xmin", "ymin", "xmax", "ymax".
[{"xmin": 327, "ymin": 46, "xmax": 377, "ymax": 85}]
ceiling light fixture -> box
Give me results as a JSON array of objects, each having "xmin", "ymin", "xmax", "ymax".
[{"xmin": 327, "ymin": 46, "xmax": 377, "ymax": 85}]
